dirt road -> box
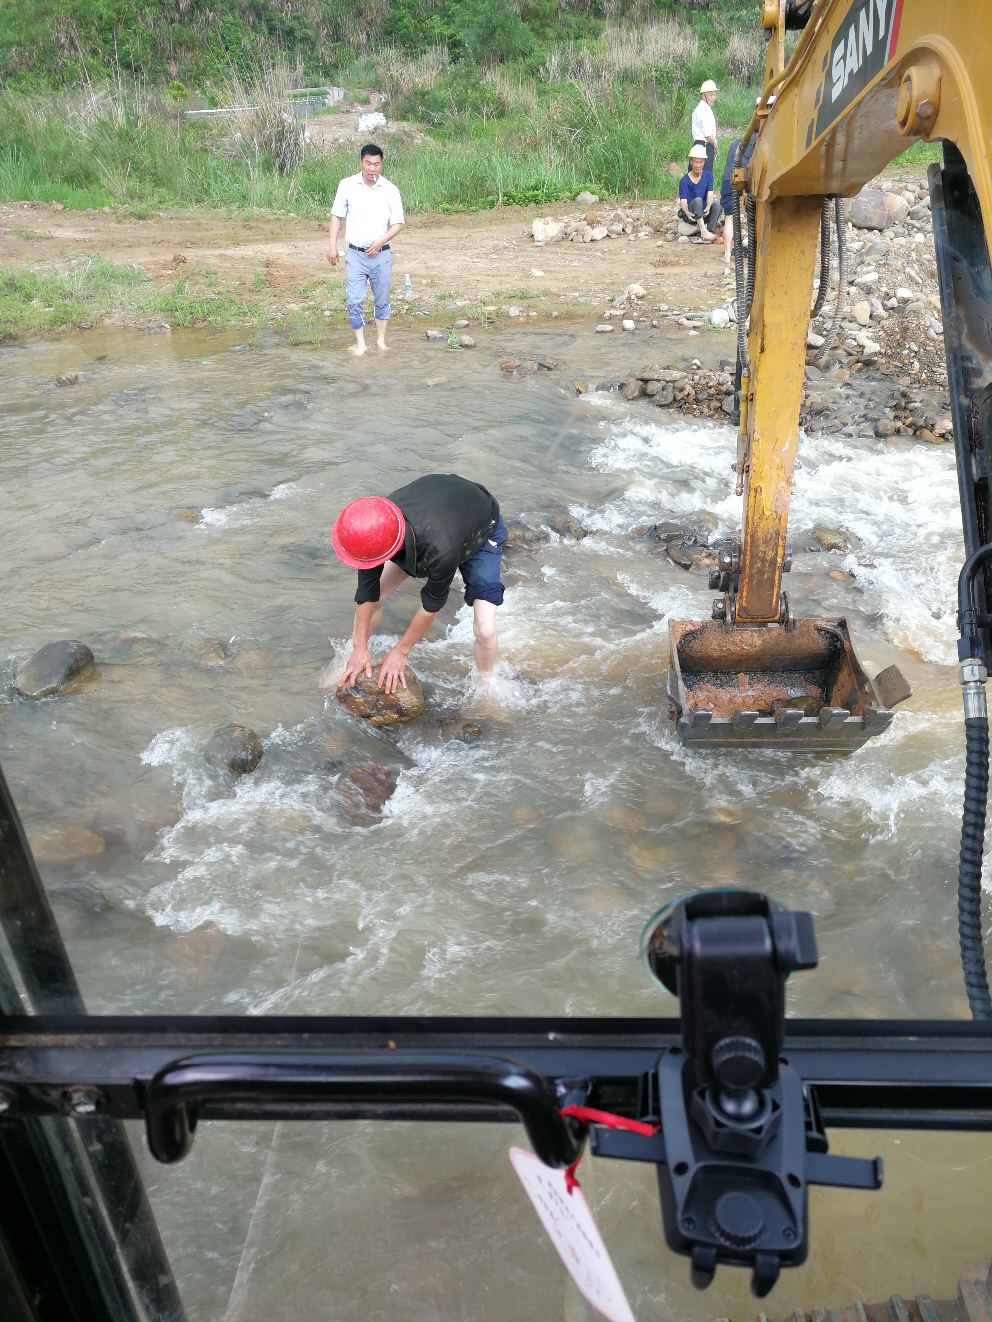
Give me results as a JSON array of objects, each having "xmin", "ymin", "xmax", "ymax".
[{"xmin": 0, "ymin": 197, "xmax": 727, "ymax": 326}]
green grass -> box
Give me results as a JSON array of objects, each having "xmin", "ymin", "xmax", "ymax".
[
  {"xmin": 890, "ymin": 140, "xmax": 944, "ymax": 168},
  {"xmin": 0, "ymin": 252, "xmax": 270, "ymax": 339},
  {"xmin": 0, "ymin": 79, "xmax": 710, "ymax": 218}
]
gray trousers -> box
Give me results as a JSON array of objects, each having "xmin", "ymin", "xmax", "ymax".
[{"xmin": 345, "ymin": 248, "xmax": 393, "ymax": 329}]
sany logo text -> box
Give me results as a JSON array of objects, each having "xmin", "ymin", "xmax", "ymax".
[{"xmin": 831, "ymin": 0, "xmax": 888, "ymax": 103}]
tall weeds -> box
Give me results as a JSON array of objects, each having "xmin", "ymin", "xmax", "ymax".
[
  {"xmin": 370, "ymin": 45, "xmax": 450, "ymax": 104},
  {"xmin": 221, "ymin": 62, "xmax": 309, "ymax": 175},
  {"xmin": 725, "ymin": 28, "xmax": 765, "ymax": 82},
  {"xmin": 542, "ymin": 19, "xmax": 698, "ymax": 85}
]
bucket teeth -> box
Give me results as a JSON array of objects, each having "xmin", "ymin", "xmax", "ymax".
[{"xmin": 819, "ymin": 707, "xmax": 849, "ymax": 729}]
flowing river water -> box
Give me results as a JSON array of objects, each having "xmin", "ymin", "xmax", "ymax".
[{"xmin": 2, "ymin": 323, "xmax": 991, "ymax": 1318}]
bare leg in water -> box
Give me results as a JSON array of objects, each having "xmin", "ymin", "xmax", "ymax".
[{"xmin": 472, "ymin": 600, "xmax": 498, "ymax": 679}]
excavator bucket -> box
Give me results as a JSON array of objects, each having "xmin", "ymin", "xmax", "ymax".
[{"xmin": 666, "ymin": 617, "xmax": 906, "ymax": 750}]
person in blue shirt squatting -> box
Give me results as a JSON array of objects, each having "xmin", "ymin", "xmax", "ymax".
[
  {"xmin": 678, "ymin": 144, "xmax": 723, "ymax": 244},
  {"xmin": 327, "ymin": 143, "xmax": 405, "ymax": 356},
  {"xmin": 332, "ymin": 474, "xmax": 507, "ymax": 693}
]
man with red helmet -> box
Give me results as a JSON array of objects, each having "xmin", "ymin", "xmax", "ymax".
[{"xmin": 332, "ymin": 474, "xmax": 506, "ymax": 694}]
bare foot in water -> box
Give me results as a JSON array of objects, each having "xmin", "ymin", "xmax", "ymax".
[
  {"xmin": 376, "ymin": 341, "xmax": 389, "ymax": 352},
  {"xmin": 348, "ymin": 343, "xmax": 367, "ymax": 357}
]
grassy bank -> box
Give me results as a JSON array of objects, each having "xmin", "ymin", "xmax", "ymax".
[
  {"xmin": 0, "ymin": 20, "xmax": 755, "ymax": 216},
  {"xmin": 0, "ymin": 253, "xmax": 276, "ymax": 338}
]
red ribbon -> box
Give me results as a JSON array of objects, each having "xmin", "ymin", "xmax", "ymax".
[{"xmin": 558, "ymin": 1105, "xmax": 661, "ymax": 1194}]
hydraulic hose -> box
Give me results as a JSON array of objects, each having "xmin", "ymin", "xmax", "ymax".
[
  {"xmin": 814, "ymin": 196, "xmax": 847, "ymax": 366},
  {"xmin": 811, "ymin": 196, "xmax": 831, "ymax": 319},
  {"xmin": 957, "ymin": 544, "xmax": 992, "ymax": 1019},
  {"xmin": 732, "ymin": 184, "xmax": 749, "ymax": 377},
  {"xmin": 959, "ymin": 703, "xmax": 992, "ymax": 1018},
  {"xmin": 731, "ymin": 158, "xmax": 759, "ymax": 382}
]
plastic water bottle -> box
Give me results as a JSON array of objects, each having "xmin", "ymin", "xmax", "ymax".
[{"xmin": 404, "ymin": 274, "xmax": 412, "ymax": 294}]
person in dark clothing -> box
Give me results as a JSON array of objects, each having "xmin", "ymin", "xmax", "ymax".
[
  {"xmin": 720, "ymin": 130, "xmax": 756, "ymax": 265},
  {"xmin": 678, "ymin": 144, "xmax": 722, "ymax": 242},
  {"xmin": 332, "ymin": 473, "xmax": 506, "ymax": 692}
]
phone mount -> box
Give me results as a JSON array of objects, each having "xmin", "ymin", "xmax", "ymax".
[{"xmin": 611, "ymin": 889, "xmax": 884, "ymax": 1296}]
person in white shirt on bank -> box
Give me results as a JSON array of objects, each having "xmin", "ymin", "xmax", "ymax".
[
  {"xmin": 327, "ymin": 144, "xmax": 405, "ymax": 356},
  {"xmin": 690, "ymin": 79, "xmax": 718, "ymax": 176}
]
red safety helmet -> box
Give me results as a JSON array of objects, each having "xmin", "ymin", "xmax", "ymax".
[{"xmin": 331, "ymin": 496, "xmax": 406, "ymax": 569}]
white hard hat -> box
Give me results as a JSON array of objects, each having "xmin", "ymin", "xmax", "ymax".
[
  {"xmin": 688, "ymin": 144, "xmax": 709, "ymax": 160},
  {"xmin": 700, "ymin": 79, "xmax": 718, "ymax": 93}
]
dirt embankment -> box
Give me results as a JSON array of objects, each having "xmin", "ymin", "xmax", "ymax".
[{"xmin": 0, "ymin": 196, "xmax": 723, "ymax": 326}]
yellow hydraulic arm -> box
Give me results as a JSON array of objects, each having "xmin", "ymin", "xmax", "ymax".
[
  {"xmin": 667, "ymin": 0, "xmax": 992, "ymax": 749},
  {"xmin": 737, "ymin": 0, "xmax": 992, "ymax": 623}
]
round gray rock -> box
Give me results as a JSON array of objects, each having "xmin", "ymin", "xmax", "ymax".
[
  {"xmin": 14, "ymin": 641, "xmax": 95, "ymax": 698},
  {"xmin": 205, "ymin": 725, "xmax": 264, "ymax": 777},
  {"xmin": 848, "ymin": 189, "xmax": 892, "ymax": 230}
]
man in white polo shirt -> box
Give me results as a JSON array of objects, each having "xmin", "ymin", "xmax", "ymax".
[
  {"xmin": 690, "ymin": 80, "xmax": 718, "ymax": 176},
  {"xmin": 327, "ymin": 143, "xmax": 405, "ymax": 356}
]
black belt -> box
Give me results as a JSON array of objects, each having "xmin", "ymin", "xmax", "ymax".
[{"xmin": 349, "ymin": 243, "xmax": 390, "ymax": 252}]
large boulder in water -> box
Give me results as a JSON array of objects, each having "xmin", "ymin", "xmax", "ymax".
[
  {"xmin": 14, "ymin": 641, "xmax": 95, "ymax": 698},
  {"xmin": 204, "ymin": 725, "xmax": 264, "ymax": 777},
  {"xmin": 336, "ymin": 666, "xmax": 425, "ymax": 725}
]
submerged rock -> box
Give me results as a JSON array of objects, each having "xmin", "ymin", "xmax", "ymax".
[
  {"xmin": 204, "ymin": 725, "xmax": 264, "ymax": 778},
  {"xmin": 194, "ymin": 639, "xmax": 228, "ymax": 668},
  {"xmin": 317, "ymin": 730, "xmax": 349, "ymax": 762},
  {"xmin": 814, "ymin": 527, "xmax": 860, "ymax": 552},
  {"xmin": 14, "ymin": 640, "xmax": 95, "ymax": 698},
  {"xmin": 550, "ymin": 515, "xmax": 590, "ymax": 541},
  {"xmin": 336, "ymin": 666, "xmax": 425, "ymax": 725},
  {"xmin": 338, "ymin": 764, "xmax": 397, "ymax": 824},
  {"xmin": 504, "ymin": 519, "xmax": 550, "ymax": 550},
  {"xmin": 28, "ymin": 826, "xmax": 106, "ymax": 864},
  {"xmin": 441, "ymin": 720, "xmax": 483, "ymax": 744}
]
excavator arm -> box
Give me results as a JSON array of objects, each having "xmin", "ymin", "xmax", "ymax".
[{"xmin": 668, "ymin": 0, "xmax": 992, "ymax": 748}]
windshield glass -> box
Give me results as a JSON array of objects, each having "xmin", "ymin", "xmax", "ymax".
[
  {"xmin": 0, "ymin": 328, "xmax": 965, "ymax": 1022},
  {"xmin": 2, "ymin": 325, "xmax": 986, "ymax": 1319}
]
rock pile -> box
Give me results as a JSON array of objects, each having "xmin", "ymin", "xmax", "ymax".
[
  {"xmin": 531, "ymin": 202, "xmax": 680, "ymax": 248},
  {"xmin": 800, "ymin": 363, "xmax": 951, "ymax": 442},
  {"xmin": 806, "ymin": 176, "xmax": 945, "ymax": 389},
  {"xmin": 576, "ymin": 364, "xmax": 736, "ymax": 421},
  {"xmin": 629, "ymin": 518, "xmax": 723, "ymax": 572}
]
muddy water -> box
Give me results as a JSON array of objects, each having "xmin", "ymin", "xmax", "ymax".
[{"xmin": 2, "ymin": 325, "xmax": 990, "ymax": 1317}]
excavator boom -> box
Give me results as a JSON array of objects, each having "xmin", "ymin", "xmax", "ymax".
[{"xmin": 670, "ymin": 0, "xmax": 992, "ymax": 748}]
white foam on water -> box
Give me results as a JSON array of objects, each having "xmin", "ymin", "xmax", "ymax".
[
  {"xmin": 789, "ymin": 434, "xmax": 961, "ymax": 662},
  {"xmin": 584, "ymin": 419, "xmax": 740, "ymax": 534},
  {"xmin": 198, "ymin": 482, "xmax": 300, "ymax": 530},
  {"xmin": 587, "ymin": 412, "xmax": 963, "ymax": 663}
]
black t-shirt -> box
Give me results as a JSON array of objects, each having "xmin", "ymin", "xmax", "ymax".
[{"xmin": 354, "ymin": 473, "xmax": 499, "ymax": 613}]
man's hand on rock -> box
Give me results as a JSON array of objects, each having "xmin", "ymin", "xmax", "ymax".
[
  {"xmin": 377, "ymin": 647, "xmax": 409, "ymax": 694},
  {"xmin": 340, "ymin": 647, "xmax": 373, "ymax": 688}
]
